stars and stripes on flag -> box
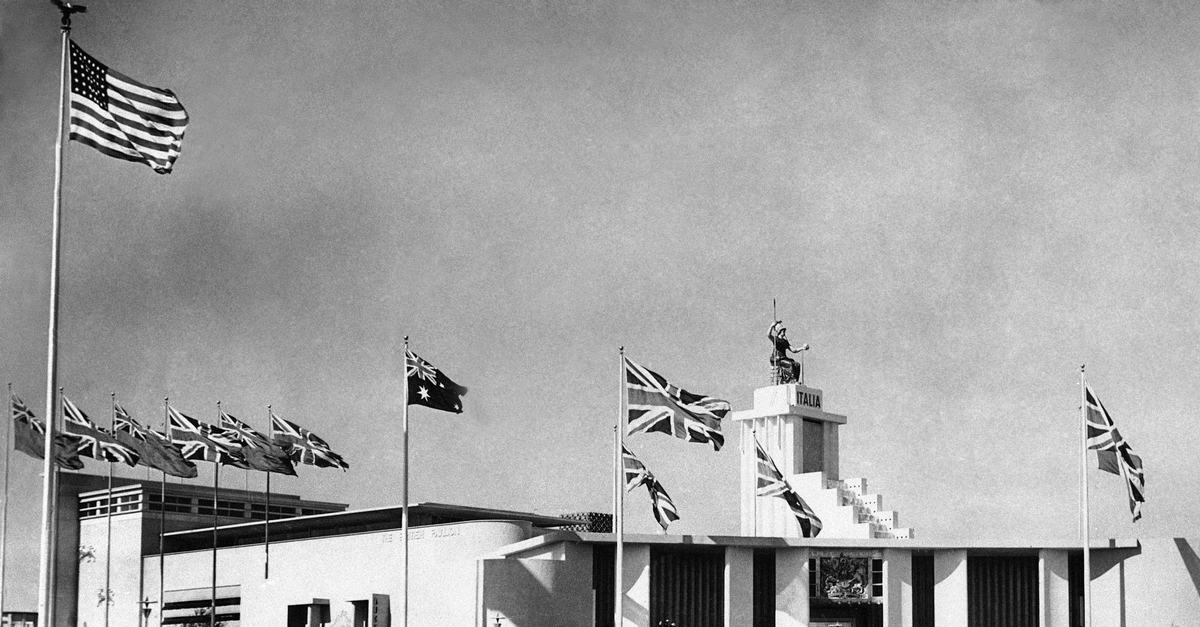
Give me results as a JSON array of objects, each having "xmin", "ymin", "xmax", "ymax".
[
  {"xmin": 219, "ymin": 411, "xmax": 297, "ymax": 476},
  {"xmin": 167, "ymin": 406, "xmax": 248, "ymax": 467},
  {"xmin": 270, "ymin": 411, "xmax": 349, "ymax": 471},
  {"xmin": 1084, "ymin": 385, "xmax": 1146, "ymax": 522},
  {"xmin": 624, "ymin": 357, "xmax": 730, "ymax": 451},
  {"xmin": 755, "ymin": 439, "xmax": 822, "ymax": 538},
  {"xmin": 622, "ymin": 445, "xmax": 679, "ymax": 530},
  {"xmin": 68, "ymin": 40, "xmax": 189, "ymax": 173},
  {"xmin": 10, "ymin": 393, "xmax": 84, "ymax": 470},
  {"xmin": 406, "ymin": 350, "xmax": 467, "ymax": 414},
  {"xmin": 112, "ymin": 405, "xmax": 197, "ymax": 479}
]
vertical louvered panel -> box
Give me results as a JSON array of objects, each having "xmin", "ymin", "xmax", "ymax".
[
  {"xmin": 912, "ymin": 553, "xmax": 936, "ymax": 626},
  {"xmin": 650, "ymin": 546, "xmax": 724, "ymax": 627},
  {"xmin": 752, "ymin": 549, "xmax": 775, "ymax": 627},
  {"xmin": 967, "ymin": 555, "xmax": 1039, "ymax": 627},
  {"xmin": 1068, "ymin": 551, "xmax": 1084, "ymax": 627},
  {"xmin": 593, "ymin": 544, "xmax": 615, "ymax": 627}
]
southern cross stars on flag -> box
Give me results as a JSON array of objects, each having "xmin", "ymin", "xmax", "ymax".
[
  {"xmin": 406, "ymin": 350, "xmax": 467, "ymax": 414},
  {"xmin": 1084, "ymin": 385, "xmax": 1146, "ymax": 522},
  {"xmin": 624, "ymin": 357, "xmax": 730, "ymax": 451},
  {"xmin": 622, "ymin": 445, "xmax": 680, "ymax": 531},
  {"xmin": 270, "ymin": 410, "xmax": 349, "ymax": 471},
  {"xmin": 755, "ymin": 439, "xmax": 822, "ymax": 537},
  {"xmin": 68, "ymin": 41, "xmax": 189, "ymax": 173}
]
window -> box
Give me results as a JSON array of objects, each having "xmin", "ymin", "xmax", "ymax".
[{"xmin": 871, "ymin": 558, "xmax": 883, "ymax": 597}]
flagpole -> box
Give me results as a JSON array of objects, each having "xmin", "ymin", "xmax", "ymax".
[
  {"xmin": 1, "ymin": 384, "xmax": 12, "ymax": 619},
  {"xmin": 1080, "ymin": 366, "xmax": 1091, "ymax": 627},
  {"xmin": 264, "ymin": 405, "xmax": 272, "ymax": 580},
  {"xmin": 211, "ymin": 403, "xmax": 220, "ymax": 627},
  {"xmin": 105, "ymin": 393, "xmax": 116, "ymax": 627},
  {"xmin": 615, "ymin": 347, "xmax": 625, "ymax": 627},
  {"xmin": 752, "ymin": 427, "xmax": 758, "ymax": 537},
  {"xmin": 401, "ymin": 336, "xmax": 410, "ymax": 627},
  {"xmin": 160, "ymin": 398, "xmax": 168, "ymax": 627},
  {"xmin": 37, "ymin": 7, "xmax": 77, "ymax": 624}
]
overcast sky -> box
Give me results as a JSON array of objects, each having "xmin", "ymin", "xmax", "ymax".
[{"xmin": 3, "ymin": 0, "xmax": 1200, "ymax": 611}]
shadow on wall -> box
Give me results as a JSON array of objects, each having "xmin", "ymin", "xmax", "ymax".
[
  {"xmin": 1175, "ymin": 538, "xmax": 1200, "ymax": 600},
  {"xmin": 482, "ymin": 558, "xmax": 595, "ymax": 627},
  {"xmin": 1091, "ymin": 545, "xmax": 1140, "ymax": 627}
]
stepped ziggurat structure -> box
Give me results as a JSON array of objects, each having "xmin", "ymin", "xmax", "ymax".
[{"xmin": 10, "ymin": 326, "xmax": 1200, "ymax": 626}]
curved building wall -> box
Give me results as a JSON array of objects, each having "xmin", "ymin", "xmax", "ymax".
[{"xmin": 141, "ymin": 519, "xmax": 536, "ymax": 627}]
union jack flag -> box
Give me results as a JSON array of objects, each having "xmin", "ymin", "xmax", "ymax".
[
  {"xmin": 113, "ymin": 404, "xmax": 197, "ymax": 478},
  {"xmin": 220, "ymin": 411, "xmax": 296, "ymax": 475},
  {"xmin": 1084, "ymin": 385, "xmax": 1145, "ymax": 522},
  {"xmin": 62, "ymin": 395, "xmax": 140, "ymax": 467},
  {"xmin": 167, "ymin": 406, "xmax": 248, "ymax": 467},
  {"xmin": 755, "ymin": 439, "xmax": 822, "ymax": 537},
  {"xmin": 625, "ymin": 357, "xmax": 730, "ymax": 451},
  {"xmin": 622, "ymin": 445, "xmax": 679, "ymax": 530},
  {"xmin": 10, "ymin": 392, "xmax": 85, "ymax": 469},
  {"xmin": 270, "ymin": 411, "xmax": 349, "ymax": 471}
]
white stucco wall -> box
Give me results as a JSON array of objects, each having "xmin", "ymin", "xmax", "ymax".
[
  {"xmin": 1092, "ymin": 537, "xmax": 1200, "ymax": 627},
  {"xmin": 76, "ymin": 512, "xmax": 146, "ymax": 627},
  {"xmin": 141, "ymin": 519, "xmax": 534, "ymax": 627}
]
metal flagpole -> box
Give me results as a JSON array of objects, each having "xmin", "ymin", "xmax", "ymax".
[
  {"xmin": 211, "ymin": 403, "xmax": 220, "ymax": 627},
  {"xmin": 1, "ymin": 384, "xmax": 11, "ymax": 618},
  {"xmin": 38, "ymin": 4, "xmax": 81, "ymax": 622},
  {"xmin": 1080, "ymin": 366, "xmax": 1091, "ymax": 627},
  {"xmin": 615, "ymin": 347, "xmax": 625, "ymax": 627},
  {"xmin": 160, "ymin": 398, "xmax": 168, "ymax": 627},
  {"xmin": 752, "ymin": 427, "xmax": 758, "ymax": 536},
  {"xmin": 264, "ymin": 406, "xmax": 272, "ymax": 580},
  {"xmin": 401, "ymin": 337, "xmax": 410, "ymax": 627},
  {"xmin": 105, "ymin": 393, "xmax": 116, "ymax": 627}
]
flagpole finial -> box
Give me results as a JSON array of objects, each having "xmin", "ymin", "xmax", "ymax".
[
  {"xmin": 1081, "ymin": 364, "xmax": 1086, "ymax": 373},
  {"xmin": 51, "ymin": 0, "xmax": 87, "ymax": 30}
]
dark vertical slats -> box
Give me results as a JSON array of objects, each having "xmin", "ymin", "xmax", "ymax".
[
  {"xmin": 752, "ymin": 549, "xmax": 775, "ymax": 627},
  {"xmin": 650, "ymin": 546, "xmax": 724, "ymax": 627},
  {"xmin": 912, "ymin": 553, "xmax": 936, "ymax": 626},
  {"xmin": 967, "ymin": 555, "xmax": 1039, "ymax": 627},
  {"xmin": 1068, "ymin": 551, "xmax": 1083, "ymax": 627},
  {"xmin": 594, "ymin": 544, "xmax": 615, "ymax": 627}
]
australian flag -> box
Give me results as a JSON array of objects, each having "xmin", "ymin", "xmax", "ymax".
[{"xmin": 406, "ymin": 350, "xmax": 467, "ymax": 414}]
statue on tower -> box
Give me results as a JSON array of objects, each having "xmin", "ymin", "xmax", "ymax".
[{"xmin": 768, "ymin": 320, "xmax": 808, "ymax": 384}]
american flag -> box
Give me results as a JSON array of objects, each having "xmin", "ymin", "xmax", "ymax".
[
  {"xmin": 624, "ymin": 357, "xmax": 730, "ymax": 451},
  {"xmin": 622, "ymin": 445, "xmax": 679, "ymax": 530},
  {"xmin": 113, "ymin": 404, "xmax": 198, "ymax": 478},
  {"xmin": 270, "ymin": 411, "xmax": 349, "ymax": 471},
  {"xmin": 68, "ymin": 40, "xmax": 188, "ymax": 173},
  {"xmin": 755, "ymin": 439, "xmax": 822, "ymax": 537},
  {"xmin": 167, "ymin": 406, "xmax": 248, "ymax": 467},
  {"xmin": 1084, "ymin": 385, "xmax": 1146, "ymax": 522},
  {"xmin": 62, "ymin": 395, "xmax": 140, "ymax": 467}
]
